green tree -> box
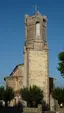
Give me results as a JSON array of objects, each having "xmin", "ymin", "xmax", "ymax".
[
  {"xmin": 0, "ymin": 86, "xmax": 5, "ymax": 100},
  {"xmin": 52, "ymin": 87, "xmax": 64, "ymax": 104},
  {"xmin": 0, "ymin": 86, "xmax": 14, "ymax": 106},
  {"xmin": 21, "ymin": 85, "xmax": 43, "ymax": 107},
  {"xmin": 4, "ymin": 87, "xmax": 14, "ymax": 106},
  {"xmin": 57, "ymin": 52, "xmax": 64, "ymax": 77}
]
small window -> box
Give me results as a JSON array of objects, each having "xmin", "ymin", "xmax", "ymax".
[
  {"xmin": 43, "ymin": 19, "xmax": 46, "ymax": 23},
  {"xmin": 36, "ymin": 22, "xmax": 40, "ymax": 36}
]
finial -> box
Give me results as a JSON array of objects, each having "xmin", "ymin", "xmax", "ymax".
[{"xmin": 33, "ymin": 4, "xmax": 39, "ymax": 13}]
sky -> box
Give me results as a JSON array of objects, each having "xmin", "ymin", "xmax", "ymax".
[{"xmin": 0, "ymin": 0, "xmax": 64, "ymax": 86}]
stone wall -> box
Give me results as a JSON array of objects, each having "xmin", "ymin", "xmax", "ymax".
[
  {"xmin": 28, "ymin": 50, "xmax": 49, "ymax": 104},
  {"xmin": 23, "ymin": 105, "xmax": 42, "ymax": 113},
  {"xmin": 5, "ymin": 77, "xmax": 18, "ymax": 91},
  {"xmin": 5, "ymin": 76, "xmax": 24, "ymax": 91},
  {"xmin": 5, "ymin": 64, "xmax": 24, "ymax": 91}
]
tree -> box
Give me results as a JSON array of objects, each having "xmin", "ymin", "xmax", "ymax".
[
  {"xmin": 57, "ymin": 52, "xmax": 64, "ymax": 77},
  {"xmin": 21, "ymin": 85, "xmax": 43, "ymax": 107},
  {"xmin": 0, "ymin": 86, "xmax": 14, "ymax": 106},
  {"xmin": 4, "ymin": 87, "xmax": 14, "ymax": 106},
  {"xmin": 52, "ymin": 87, "xmax": 64, "ymax": 104},
  {"xmin": 0, "ymin": 86, "xmax": 5, "ymax": 100}
]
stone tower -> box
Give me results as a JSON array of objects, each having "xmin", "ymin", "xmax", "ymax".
[{"xmin": 24, "ymin": 11, "xmax": 49, "ymax": 104}]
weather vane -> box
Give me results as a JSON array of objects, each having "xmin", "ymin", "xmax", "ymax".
[{"xmin": 33, "ymin": 4, "xmax": 39, "ymax": 13}]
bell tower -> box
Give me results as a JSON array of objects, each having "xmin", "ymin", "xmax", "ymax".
[{"xmin": 24, "ymin": 11, "xmax": 49, "ymax": 104}]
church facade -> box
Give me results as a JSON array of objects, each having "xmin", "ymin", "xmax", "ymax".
[{"xmin": 4, "ymin": 11, "xmax": 50, "ymax": 105}]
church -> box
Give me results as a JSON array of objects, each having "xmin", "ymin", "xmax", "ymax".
[{"xmin": 4, "ymin": 11, "xmax": 55, "ymax": 106}]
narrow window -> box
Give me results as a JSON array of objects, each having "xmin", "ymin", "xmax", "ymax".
[{"xmin": 36, "ymin": 22, "xmax": 40, "ymax": 36}]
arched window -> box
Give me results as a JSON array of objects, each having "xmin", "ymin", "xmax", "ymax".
[{"xmin": 36, "ymin": 22, "xmax": 40, "ymax": 36}]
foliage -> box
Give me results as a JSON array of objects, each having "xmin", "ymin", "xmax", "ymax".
[
  {"xmin": 21, "ymin": 85, "xmax": 43, "ymax": 107},
  {"xmin": 52, "ymin": 87, "xmax": 64, "ymax": 104},
  {"xmin": 0, "ymin": 86, "xmax": 14, "ymax": 106},
  {"xmin": 0, "ymin": 86, "xmax": 5, "ymax": 100},
  {"xmin": 4, "ymin": 87, "xmax": 14, "ymax": 105},
  {"xmin": 57, "ymin": 52, "xmax": 64, "ymax": 77}
]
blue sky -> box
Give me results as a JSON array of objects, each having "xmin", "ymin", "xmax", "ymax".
[{"xmin": 0, "ymin": 0, "xmax": 64, "ymax": 86}]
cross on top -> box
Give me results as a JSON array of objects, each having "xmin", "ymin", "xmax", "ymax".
[{"xmin": 33, "ymin": 4, "xmax": 39, "ymax": 13}]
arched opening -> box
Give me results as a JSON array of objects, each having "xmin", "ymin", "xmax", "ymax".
[{"xmin": 36, "ymin": 22, "xmax": 40, "ymax": 36}]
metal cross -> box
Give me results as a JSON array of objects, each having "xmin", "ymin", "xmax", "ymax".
[{"xmin": 33, "ymin": 4, "xmax": 39, "ymax": 13}]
